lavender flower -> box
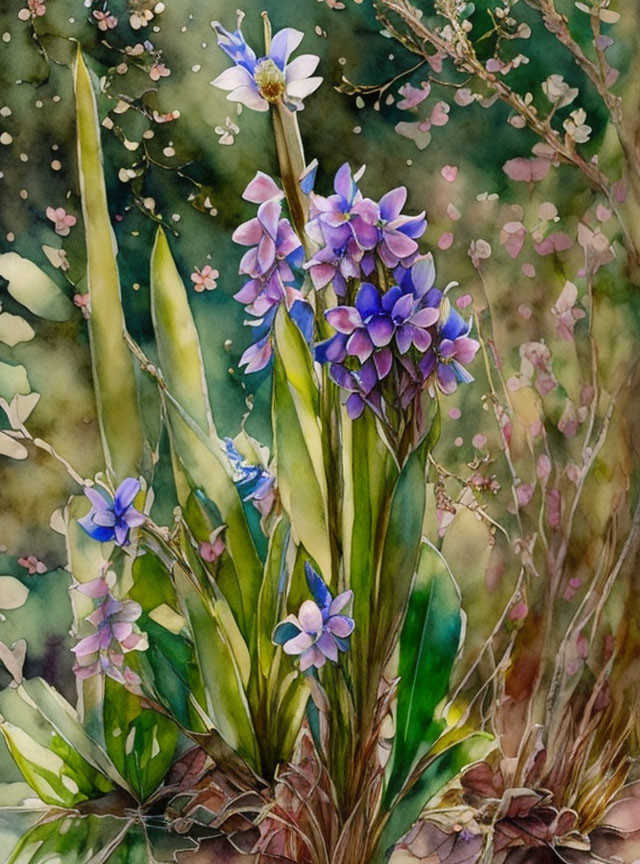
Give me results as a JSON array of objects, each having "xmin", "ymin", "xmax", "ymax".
[
  {"xmin": 273, "ymin": 563, "xmax": 354, "ymax": 671},
  {"xmin": 225, "ymin": 438, "xmax": 275, "ymax": 517},
  {"xmin": 305, "ymin": 163, "xmax": 378, "ymax": 296},
  {"xmin": 315, "ymin": 259, "xmax": 441, "ymax": 419},
  {"xmin": 419, "ymin": 304, "xmax": 480, "ymax": 395},
  {"xmin": 211, "ymin": 20, "xmax": 322, "ymax": 112},
  {"xmin": 71, "ymin": 575, "xmax": 147, "ymax": 685},
  {"xmin": 376, "ymin": 186, "xmax": 427, "ymax": 269},
  {"xmin": 232, "ymin": 173, "xmax": 313, "ymax": 374},
  {"xmin": 304, "ymin": 163, "xmax": 427, "ymax": 295},
  {"xmin": 233, "ymin": 172, "xmax": 304, "ymax": 319},
  {"xmin": 78, "ymin": 478, "xmax": 145, "ymax": 546}
]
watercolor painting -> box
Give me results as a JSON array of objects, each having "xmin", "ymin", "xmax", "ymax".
[{"xmin": 0, "ymin": 0, "xmax": 638, "ymax": 862}]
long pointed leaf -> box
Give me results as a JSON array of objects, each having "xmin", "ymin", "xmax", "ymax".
[
  {"xmin": 273, "ymin": 308, "xmax": 331, "ymax": 579},
  {"xmin": 74, "ymin": 48, "xmax": 144, "ymax": 481},
  {"xmin": 385, "ymin": 540, "xmax": 463, "ymax": 804}
]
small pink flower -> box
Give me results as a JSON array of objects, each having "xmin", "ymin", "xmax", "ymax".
[
  {"xmin": 509, "ymin": 600, "xmax": 528, "ymax": 621},
  {"xmin": 190, "ymin": 264, "xmax": 219, "ymax": 292},
  {"xmin": 46, "ymin": 206, "xmax": 77, "ymax": 237},
  {"xmin": 18, "ymin": 0, "xmax": 46, "ymax": 19},
  {"xmin": 149, "ymin": 62, "xmax": 171, "ymax": 82},
  {"xmin": 200, "ymin": 533, "xmax": 225, "ymax": 562},
  {"xmin": 18, "ymin": 555, "xmax": 46, "ymax": 575},
  {"xmin": 93, "ymin": 9, "xmax": 118, "ymax": 30}
]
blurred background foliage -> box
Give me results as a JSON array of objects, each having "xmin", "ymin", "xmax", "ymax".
[{"xmin": 0, "ymin": 0, "xmax": 638, "ymax": 850}]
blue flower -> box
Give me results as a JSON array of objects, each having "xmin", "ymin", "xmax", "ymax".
[
  {"xmin": 211, "ymin": 21, "xmax": 322, "ymax": 112},
  {"xmin": 78, "ymin": 478, "xmax": 145, "ymax": 546},
  {"xmin": 224, "ymin": 439, "xmax": 275, "ymax": 516},
  {"xmin": 273, "ymin": 563, "xmax": 354, "ymax": 671}
]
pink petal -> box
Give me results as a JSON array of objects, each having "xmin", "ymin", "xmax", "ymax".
[
  {"xmin": 327, "ymin": 616, "xmax": 354, "ymax": 638},
  {"xmin": 243, "ymin": 171, "xmax": 283, "ymax": 204},
  {"xmin": 326, "ymin": 306, "xmax": 362, "ymax": 334},
  {"xmin": 316, "ymin": 631, "xmax": 338, "ymax": 662},
  {"xmin": 232, "ymin": 218, "xmax": 263, "ymax": 246}
]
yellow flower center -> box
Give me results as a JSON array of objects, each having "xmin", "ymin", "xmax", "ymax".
[{"xmin": 254, "ymin": 59, "xmax": 286, "ymax": 103}]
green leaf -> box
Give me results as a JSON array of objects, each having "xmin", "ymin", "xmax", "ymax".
[
  {"xmin": 148, "ymin": 231, "xmax": 263, "ymax": 639},
  {"xmin": 0, "ymin": 361, "xmax": 30, "ymax": 403},
  {"xmin": 103, "ymin": 678, "xmax": 178, "ymax": 802},
  {"xmin": 376, "ymin": 733, "xmax": 494, "ymax": 861},
  {"xmin": 385, "ymin": 540, "xmax": 462, "ymax": 804},
  {"xmin": 150, "ymin": 227, "xmax": 213, "ymax": 435},
  {"xmin": 256, "ymin": 515, "xmax": 290, "ymax": 679},
  {"xmin": 173, "ymin": 564, "xmax": 260, "ymax": 772},
  {"xmin": 0, "ymin": 253, "xmax": 73, "ymax": 322},
  {"xmin": 74, "ymin": 48, "xmax": 145, "ymax": 481},
  {"xmin": 373, "ymin": 436, "xmax": 430, "ymax": 665},
  {"xmin": 273, "ymin": 307, "xmax": 331, "ymax": 579},
  {"xmin": 6, "ymin": 815, "xmax": 139, "ymax": 864},
  {"xmin": 0, "ymin": 576, "xmax": 29, "ymax": 610},
  {"xmin": 0, "ymin": 312, "xmax": 35, "ymax": 347},
  {"xmin": 341, "ymin": 409, "xmax": 398, "ymax": 710},
  {"xmin": 0, "ymin": 679, "xmax": 116, "ymax": 807}
]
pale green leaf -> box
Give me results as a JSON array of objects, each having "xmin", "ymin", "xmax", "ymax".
[
  {"xmin": 0, "ymin": 313, "xmax": 35, "ymax": 347},
  {"xmin": 0, "ymin": 252, "xmax": 72, "ymax": 322},
  {"xmin": 0, "ymin": 576, "xmax": 29, "ymax": 610}
]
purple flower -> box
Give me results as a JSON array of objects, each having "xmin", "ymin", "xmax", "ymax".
[
  {"xmin": 419, "ymin": 304, "xmax": 480, "ymax": 394},
  {"xmin": 315, "ymin": 268, "xmax": 441, "ymax": 419},
  {"xmin": 305, "ymin": 163, "xmax": 379, "ymax": 296},
  {"xmin": 78, "ymin": 478, "xmax": 145, "ymax": 546},
  {"xmin": 211, "ymin": 21, "xmax": 322, "ymax": 112},
  {"xmin": 232, "ymin": 173, "xmax": 310, "ymax": 373},
  {"xmin": 376, "ymin": 186, "xmax": 427, "ymax": 269},
  {"xmin": 71, "ymin": 575, "xmax": 147, "ymax": 685},
  {"xmin": 273, "ymin": 563, "xmax": 354, "ymax": 671}
]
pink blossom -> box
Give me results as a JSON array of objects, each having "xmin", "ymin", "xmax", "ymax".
[
  {"xmin": 472, "ymin": 433, "xmax": 487, "ymax": 450},
  {"xmin": 397, "ymin": 82, "xmax": 430, "ymax": 110},
  {"xmin": 563, "ymin": 577, "xmax": 582, "ymax": 602},
  {"xmin": 438, "ymin": 232, "xmax": 454, "ymax": 250},
  {"xmin": 440, "ymin": 164, "xmax": 458, "ymax": 183},
  {"xmin": 536, "ymin": 454, "xmax": 551, "ymax": 484},
  {"xmin": 551, "ymin": 281, "xmax": 585, "ymax": 340},
  {"xmin": 190, "ymin": 264, "xmax": 219, "ymax": 292},
  {"xmin": 93, "ymin": 9, "xmax": 118, "ymax": 30},
  {"xmin": 500, "ymin": 221, "xmax": 526, "ymax": 259},
  {"xmin": 515, "ymin": 483, "xmax": 534, "ymax": 507},
  {"xmin": 503, "ymin": 157, "xmax": 551, "ymax": 183},
  {"xmin": 46, "ymin": 206, "xmax": 77, "ymax": 237},
  {"xmin": 546, "ymin": 488, "xmax": 562, "ymax": 528},
  {"xmin": 509, "ymin": 600, "xmax": 528, "ymax": 621},
  {"xmin": 534, "ymin": 232, "xmax": 572, "ymax": 256},
  {"xmin": 18, "ymin": 555, "xmax": 46, "ymax": 575},
  {"xmin": 149, "ymin": 62, "xmax": 171, "ymax": 82},
  {"xmin": 200, "ymin": 532, "xmax": 225, "ymax": 562},
  {"xmin": 18, "ymin": 0, "xmax": 46, "ymax": 20},
  {"xmin": 519, "ymin": 341, "xmax": 557, "ymax": 395}
]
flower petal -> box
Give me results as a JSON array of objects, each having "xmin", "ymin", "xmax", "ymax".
[
  {"xmin": 269, "ymin": 27, "xmax": 304, "ymax": 69},
  {"xmin": 326, "ymin": 305, "xmax": 362, "ymax": 334},
  {"xmin": 327, "ymin": 615, "xmax": 354, "ymax": 638},
  {"xmin": 227, "ymin": 85, "xmax": 270, "ymax": 112},
  {"xmin": 114, "ymin": 477, "xmax": 140, "ymax": 510},
  {"xmin": 211, "ymin": 65, "xmax": 254, "ymax": 91},
  {"xmin": 287, "ymin": 76, "xmax": 323, "ymax": 101},
  {"xmin": 316, "ymin": 631, "xmax": 339, "ymax": 662},
  {"xmin": 285, "ymin": 53, "xmax": 320, "ymax": 82},
  {"xmin": 329, "ymin": 590, "xmax": 353, "ymax": 615},
  {"xmin": 379, "ymin": 186, "xmax": 407, "ymax": 221},
  {"xmin": 284, "ymin": 631, "xmax": 314, "ymax": 655},
  {"xmin": 297, "ymin": 599, "xmax": 323, "ymax": 634}
]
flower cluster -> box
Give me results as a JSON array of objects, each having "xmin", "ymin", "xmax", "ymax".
[
  {"xmin": 315, "ymin": 251, "xmax": 478, "ymax": 419},
  {"xmin": 79, "ymin": 477, "xmax": 145, "ymax": 546},
  {"xmin": 273, "ymin": 563, "xmax": 354, "ymax": 671},
  {"xmin": 225, "ymin": 438, "xmax": 276, "ymax": 517},
  {"xmin": 305, "ymin": 163, "xmax": 427, "ymax": 296},
  {"xmin": 232, "ymin": 172, "xmax": 312, "ymax": 373},
  {"xmin": 211, "ymin": 20, "xmax": 321, "ymax": 112},
  {"xmin": 71, "ymin": 574, "xmax": 147, "ymax": 685}
]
